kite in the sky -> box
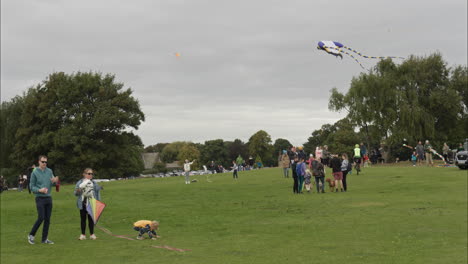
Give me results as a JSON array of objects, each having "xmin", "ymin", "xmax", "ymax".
[
  {"xmin": 86, "ymin": 197, "xmax": 106, "ymax": 224},
  {"xmin": 175, "ymin": 52, "xmax": 181, "ymax": 57},
  {"xmin": 317, "ymin": 41, "xmax": 404, "ymax": 69}
]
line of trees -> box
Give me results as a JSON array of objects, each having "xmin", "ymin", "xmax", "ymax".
[
  {"xmin": 1, "ymin": 53, "xmax": 465, "ymax": 185},
  {"xmin": 144, "ymin": 130, "xmax": 294, "ymax": 172}
]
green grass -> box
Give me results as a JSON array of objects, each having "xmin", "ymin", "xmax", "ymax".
[{"xmin": 1, "ymin": 166, "xmax": 467, "ymax": 264}]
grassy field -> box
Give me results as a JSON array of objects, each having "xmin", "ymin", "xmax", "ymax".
[{"xmin": 1, "ymin": 165, "xmax": 467, "ymax": 264}]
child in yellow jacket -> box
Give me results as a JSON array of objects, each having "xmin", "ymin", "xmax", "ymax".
[{"xmin": 133, "ymin": 220, "xmax": 160, "ymax": 240}]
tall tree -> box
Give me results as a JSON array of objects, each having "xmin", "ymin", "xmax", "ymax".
[
  {"xmin": 160, "ymin": 141, "xmax": 188, "ymax": 163},
  {"xmin": 0, "ymin": 96, "xmax": 25, "ymax": 169},
  {"xmin": 226, "ymin": 139, "xmax": 248, "ymax": 163},
  {"xmin": 10, "ymin": 72, "xmax": 145, "ymax": 181},
  {"xmin": 144, "ymin": 143, "xmax": 169, "ymax": 153},
  {"xmin": 273, "ymin": 138, "xmax": 293, "ymax": 155},
  {"xmin": 329, "ymin": 53, "xmax": 467, "ymax": 155},
  {"xmin": 199, "ymin": 139, "xmax": 229, "ymax": 166},
  {"xmin": 177, "ymin": 144, "xmax": 201, "ymax": 169},
  {"xmin": 303, "ymin": 123, "xmax": 334, "ymax": 154},
  {"xmin": 248, "ymin": 130, "xmax": 274, "ymax": 166}
]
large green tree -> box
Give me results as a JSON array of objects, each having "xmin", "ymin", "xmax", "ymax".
[
  {"xmin": 199, "ymin": 139, "xmax": 229, "ymax": 166},
  {"xmin": 1, "ymin": 96, "xmax": 25, "ymax": 169},
  {"xmin": 329, "ymin": 53, "xmax": 467, "ymax": 154},
  {"xmin": 177, "ymin": 144, "xmax": 201, "ymax": 169},
  {"xmin": 303, "ymin": 123, "xmax": 334, "ymax": 155},
  {"xmin": 8, "ymin": 72, "xmax": 145, "ymax": 181},
  {"xmin": 225, "ymin": 139, "xmax": 248, "ymax": 163},
  {"xmin": 160, "ymin": 141, "xmax": 188, "ymax": 163},
  {"xmin": 248, "ymin": 130, "xmax": 274, "ymax": 166},
  {"xmin": 273, "ymin": 138, "xmax": 292, "ymax": 155},
  {"xmin": 144, "ymin": 143, "xmax": 169, "ymax": 153}
]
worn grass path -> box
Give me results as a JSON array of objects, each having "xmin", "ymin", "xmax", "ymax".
[{"xmin": 1, "ymin": 165, "xmax": 467, "ymax": 264}]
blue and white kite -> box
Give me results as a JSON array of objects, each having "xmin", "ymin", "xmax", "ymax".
[{"xmin": 317, "ymin": 41, "xmax": 404, "ymax": 69}]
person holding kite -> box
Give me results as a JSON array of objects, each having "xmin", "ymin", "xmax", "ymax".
[{"xmin": 74, "ymin": 168, "xmax": 103, "ymax": 240}]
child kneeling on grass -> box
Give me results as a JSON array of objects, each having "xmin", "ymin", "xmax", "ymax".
[{"xmin": 133, "ymin": 220, "xmax": 160, "ymax": 240}]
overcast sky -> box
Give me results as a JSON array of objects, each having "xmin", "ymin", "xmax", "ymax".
[{"xmin": 1, "ymin": 0, "xmax": 467, "ymax": 146}]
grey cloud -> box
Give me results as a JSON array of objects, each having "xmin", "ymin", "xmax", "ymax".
[{"xmin": 1, "ymin": 0, "xmax": 466, "ymax": 146}]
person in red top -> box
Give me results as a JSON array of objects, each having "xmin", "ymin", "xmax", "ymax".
[{"xmin": 329, "ymin": 154, "xmax": 344, "ymax": 192}]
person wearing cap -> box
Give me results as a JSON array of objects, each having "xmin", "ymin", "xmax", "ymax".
[
  {"xmin": 280, "ymin": 150, "xmax": 290, "ymax": 178},
  {"xmin": 297, "ymin": 146, "xmax": 306, "ymax": 161}
]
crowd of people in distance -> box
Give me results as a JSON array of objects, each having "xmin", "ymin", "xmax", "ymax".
[
  {"xmin": 202, "ymin": 156, "xmax": 260, "ymax": 180},
  {"xmin": 405, "ymin": 140, "xmax": 465, "ymax": 166},
  {"xmin": 279, "ymin": 145, "xmax": 360, "ymax": 194}
]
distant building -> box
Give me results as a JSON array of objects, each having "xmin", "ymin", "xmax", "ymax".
[{"xmin": 141, "ymin": 153, "xmax": 161, "ymax": 169}]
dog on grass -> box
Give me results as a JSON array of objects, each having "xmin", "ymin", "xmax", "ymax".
[{"xmin": 325, "ymin": 178, "xmax": 336, "ymax": 192}]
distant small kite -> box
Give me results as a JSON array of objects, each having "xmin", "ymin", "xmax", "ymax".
[
  {"xmin": 317, "ymin": 41, "xmax": 404, "ymax": 69},
  {"xmin": 175, "ymin": 52, "xmax": 181, "ymax": 57}
]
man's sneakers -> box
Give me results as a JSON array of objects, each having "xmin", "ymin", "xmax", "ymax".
[
  {"xmin": 28, "ymin": 235, "xmax": 54, "ymax": 244},
  {"xmin": 28, "ymin": 235, "xmax": 35, "ymax": 244},
  {"xmin": 42, "ymin": 239, "xmax": 54, "ymax": 244},
  {"xmin": 79, "ymin": 234, "xmax": 86, "ymax": 240},
  {"xmin": 137, "ymin": 235, "xmax": 144, "ymax": 240},
  {"xmin": 90, "ymin": 234, "xmax": 97, "ymax": 240}
]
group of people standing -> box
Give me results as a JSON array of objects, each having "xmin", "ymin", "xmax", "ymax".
[
  {"xmin": 280, "ymin": 147, "xmax": 355, "ymax": 194},
  {"xmin": 409, "ymin": 140, "xmax": 464, "ymax": 166},
  {"xmin": 27, "ymin": 155, "xmax": 103, "ymax": 245}
]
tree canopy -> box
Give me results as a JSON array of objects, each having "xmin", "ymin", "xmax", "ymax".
[
  {"xmin": 1, "ymin": 72, "xmax": 145, "ymax": 181},
  {"xmin": 327, "ymin": 53, "xmax": 467, "ymax": 157}
]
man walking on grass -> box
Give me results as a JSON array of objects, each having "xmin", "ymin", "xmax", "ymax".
[{"xmin": 28, "ymin": 155, "xmax": 59, "ymax": 245}]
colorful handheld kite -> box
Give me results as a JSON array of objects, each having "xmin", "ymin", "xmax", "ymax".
[
  {"xmin": 403, "ymin": 144, "xmax": 414, "ymax": 150},
  {"xmin": 429, "ymin": 148, "xmax": 446, "ymax": 164},
  {"xmin": 317, "ymin": 41, "xmax": 404, "ymax": 69},
  {"xmin": 86, "ymin": 197, "xmax": 106, "ymax": 224}
]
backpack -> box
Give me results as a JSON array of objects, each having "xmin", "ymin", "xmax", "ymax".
[
  {"xmin": 295, "ymin": 163, "xmax": 304, "ymax": 176},
  {"xmin": 347, "ymin": 160, "xmax": 352, "ymax": 172},
  {"xmin": 312, "ymin": 160, "xmax": 320, "ymax": 176}
]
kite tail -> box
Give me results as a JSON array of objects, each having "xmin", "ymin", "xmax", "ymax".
[
  {"xmin": 342, "ymin": 46, "xmax": 405, "ymax": 59},
  {"xmin": 338, "ymin": 49, "xmax": 365, "ymax": 69}
]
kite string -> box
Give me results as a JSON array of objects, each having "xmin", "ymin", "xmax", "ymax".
[
  {"xmin": 335, "ymin": 46, "xmax": 404, "ymax": 59},
  {"xmin": 322, "ymin": 45, "xmax": 365, "ymax": 69},
  {"xmin": 96, "ymin": 224, "xmax": 192, "ymax": 252},
  {"xmin": 337, "ymin": 48, "xmax": 365, "ymax": 69}
]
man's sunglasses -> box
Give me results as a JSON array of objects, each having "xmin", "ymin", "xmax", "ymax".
[
  {"xmin": 86, "ymin": 173, "xmax": 94, "ymax": 175},
  {"xmin": 40, "ymin": 161, "xmax": 48, "ymax": 164}
]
